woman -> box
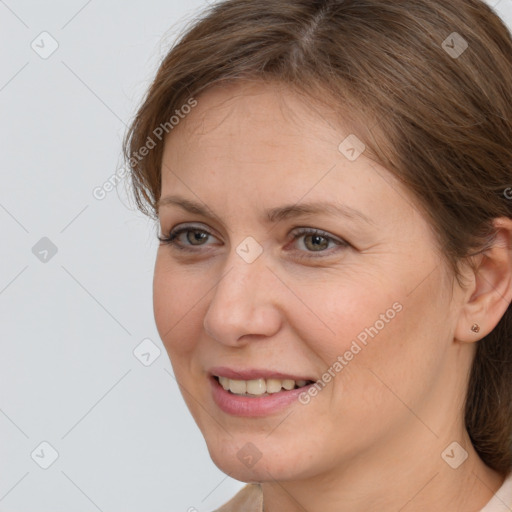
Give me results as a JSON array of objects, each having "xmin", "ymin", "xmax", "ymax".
[{"xmin": 123, "ymin": 0, "xmax": 512, "ymax": 510}]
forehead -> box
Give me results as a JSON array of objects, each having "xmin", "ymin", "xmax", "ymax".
[
  {"xmin": 168, "ymin": 81, "xmax": 350, "ymax": 144},
  {"xmin": 159, "ymin": 81, "xmax": 422, "ymax": 231},
  {"xmin": 164, "ymin": 85, "xmax": 354, "ymax": 190}
]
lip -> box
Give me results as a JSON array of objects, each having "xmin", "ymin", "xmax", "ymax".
[
  {"xmin": 208, "ymin": 366, "xmax": 315, "ymax": 381},
  {"xmin": 209, "ymin": 375, "xmax": 315, "ymax": 417}
]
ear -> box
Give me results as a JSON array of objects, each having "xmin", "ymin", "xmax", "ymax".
[{"xmin": 454, "ymin": 217, "xmax": 512, "ymax": 343}]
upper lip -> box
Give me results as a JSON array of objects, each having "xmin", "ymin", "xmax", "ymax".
[{"xmin": 209, "ymin": 366, "xmax": 315, "ymax": 382}]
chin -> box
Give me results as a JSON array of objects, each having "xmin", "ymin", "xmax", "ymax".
[{"xmin": 205, "ymin": 433, "xmax": 319, "ymax": 482}]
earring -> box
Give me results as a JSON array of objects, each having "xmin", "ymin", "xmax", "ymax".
[{"xmin": 471, "ymin": 323, "xmax": 480, "ymax": 333}]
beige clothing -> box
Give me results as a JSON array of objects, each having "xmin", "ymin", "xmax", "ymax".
[
  {"xmin": 214, "ymin": 483, "xmax": 263, "ymax": 512},
  {"xmin": 215, "ymin": 472, "xmax": 512, "ymax": 512}
]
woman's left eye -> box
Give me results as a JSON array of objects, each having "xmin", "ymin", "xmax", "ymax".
[
  {"xmin": 289, "ymin": 228, "xmax": 348, "ymax": 257},
  {"xmin": 157, "ymin": 225, "xmax": 349, "ymax": 258}
]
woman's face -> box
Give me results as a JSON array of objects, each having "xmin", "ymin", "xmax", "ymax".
[{"xmin": 153, "ymin": 81, "xmax": 471, "ymax": 482}]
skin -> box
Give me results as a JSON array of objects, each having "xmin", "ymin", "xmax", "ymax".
[{"xmin": 153, "ymin": 81, "xmax": 512, "ymax": 511}]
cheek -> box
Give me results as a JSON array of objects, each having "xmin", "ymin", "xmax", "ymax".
[
  {"xmin": 297, "ymin": 277, "xmax": 405, "ymax": 360},
  {"xmin": 295, "ymin": 271, "xmax": 444, "ymax": 403},
  {"xmin": 152, "ymin": 257, "xmax": 204, "ymax": 358}
]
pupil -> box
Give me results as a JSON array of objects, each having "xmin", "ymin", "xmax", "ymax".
[
  {"xmin": 307, "ymin": 234, "xmax": 327, "ymax": 251},
  {"xmin": 188, "ymin": 230, "xmax": 207, "ymax": 245}
]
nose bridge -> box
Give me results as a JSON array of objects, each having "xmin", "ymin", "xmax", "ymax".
[
  {"xmin": 218, "ymin": 234, "xmax": 271, "ymax": 299},
  {"xmin": 219, "ymin": 257, "xmax": 256, "ymax": 301},
  {"xmin": 203, "ymin": 241, "xmax": 281, "ymax": 343},
  {"xmin": 212, "ymin": 245, "xmax": 268, "ymax": 313}
]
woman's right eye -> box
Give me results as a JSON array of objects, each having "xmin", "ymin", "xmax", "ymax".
[{"xmin": 157, "ymin": 225, "xmax": 219, "ymax": 251}]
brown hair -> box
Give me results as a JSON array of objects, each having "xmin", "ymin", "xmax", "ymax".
[{"xmin": 123, "ymin": 0, "xmax": 512, "ymax": 474}]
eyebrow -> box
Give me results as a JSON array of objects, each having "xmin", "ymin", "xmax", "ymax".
[{"xmin": 156, "ymin": 195, "xmax": 374, "ymax": 226}]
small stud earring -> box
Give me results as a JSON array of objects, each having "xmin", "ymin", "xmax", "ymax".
[{"xmin": 471, "ymin": 323, "xmax": 480, "ymax": 333}]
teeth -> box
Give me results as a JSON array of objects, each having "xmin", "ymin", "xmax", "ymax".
[
  {"xmin": 218, "ymin": 376, "xmax": 230, "ymax": 391},
  {"xmin": 229, "ymin": 379, "xmax": 247, "ymax": 394},
  {"xmin": 282, "ymin": 379, "xmax": 295, "ymax": 390},
  {"xmin": 217, "ymin": 377, "xmax": 311, "ymax": 396},
  {"xmin": 246, "ymin": 378, "xmax": 266, "ymax": 394},
  {"xmin": 266, "ymin": 378, "xmax": 283, "ymax": 393}
]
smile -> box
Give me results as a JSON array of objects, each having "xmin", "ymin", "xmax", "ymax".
[
  {"xmin": 215, "ymin": 376, "xmax": 314, "ymax": 396},
  {"xmin": 209, "ymin": 375, "xmax": 316, "ymax": 417}
]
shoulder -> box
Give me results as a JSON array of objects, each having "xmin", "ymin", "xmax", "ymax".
[
  {"xmin": 480, "ymin": 471, "xmax": 512, "ymax": 512},
  {"xmin": 213, "ymin": 483, "xmax": 263, "ymax": 512}
]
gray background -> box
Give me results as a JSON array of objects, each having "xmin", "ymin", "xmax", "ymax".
[{"xmin": 1, "ymin": 0, "xmax": 511, "ymax": 511}]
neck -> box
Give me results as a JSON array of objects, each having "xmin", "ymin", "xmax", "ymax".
[{"xmin": 261, "ymin": 427, "xmax": 505, "ymax": 512}]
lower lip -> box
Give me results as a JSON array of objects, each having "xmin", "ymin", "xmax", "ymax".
[{"xmin": 209, "ymin": 376, "xmax": 314, "ymax": 417}]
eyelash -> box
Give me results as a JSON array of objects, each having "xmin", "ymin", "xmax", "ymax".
[{"xmin": 157, "ymin": 224, "xmax": 349, "ymax": 259}]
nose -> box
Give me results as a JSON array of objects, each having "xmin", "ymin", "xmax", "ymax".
[{"xmin": 202, "ymin": 248, "xmax": 283, "ymax": 346}]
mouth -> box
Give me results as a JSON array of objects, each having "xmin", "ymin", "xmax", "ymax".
[
  {"xmin": 213, "ymin": 375, "xmax": 315, "ymax": 397},
  {"xmin": 208, "ymin": 366, "xmax": 318, "ymax": 416}
]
